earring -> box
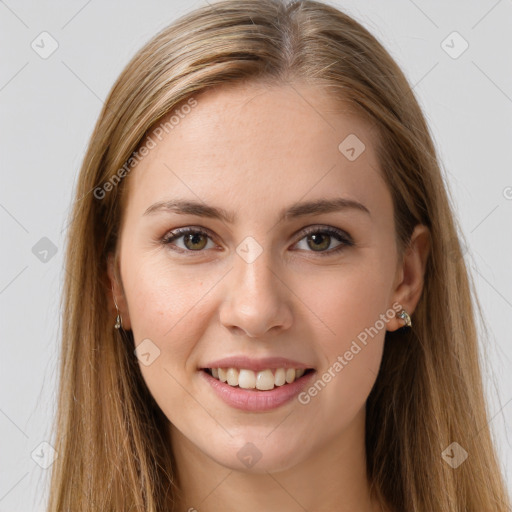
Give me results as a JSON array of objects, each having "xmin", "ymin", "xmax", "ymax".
[
  {"xmin": 114, "ymin": 311, "xmax": 122, "ymax": 330},
  {"xmin": 397, "ymin": 309, "xmax": 412, "ymax": 328},
  {"xmin": 112, "ymin": 285, "xmax": 123, "ymax": 330}
]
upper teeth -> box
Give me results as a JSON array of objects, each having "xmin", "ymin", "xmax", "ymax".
[{"xmin": 210, "ymin": 368, "xmax": 307, "ymax": 390}]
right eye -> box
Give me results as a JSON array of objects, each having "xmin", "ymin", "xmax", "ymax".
[{"xmin": 161, "ymin": 227, "xmax": 217, "ymax": 253}]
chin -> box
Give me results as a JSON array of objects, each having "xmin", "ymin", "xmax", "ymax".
[{"xmin": 207, "ymin": 435, "xmax": 306, "ymax": 474}]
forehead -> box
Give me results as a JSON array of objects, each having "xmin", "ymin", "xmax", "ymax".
[
  {"xmin": 123, "ymin": 81, "xmax": 387, "ymax": 221},
  {"xmin": 156, "ymin": 81, "xmax": 376, "ymax": 163}
]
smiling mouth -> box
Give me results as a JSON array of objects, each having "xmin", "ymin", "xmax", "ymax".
[{"xmin": 201, "ymin": 367, "xmax": 315, "ymax": 391}]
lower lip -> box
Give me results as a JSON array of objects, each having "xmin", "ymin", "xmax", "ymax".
[{"xmin": 199, "ymin": 369, "xmax": 317, "ymax": 412}]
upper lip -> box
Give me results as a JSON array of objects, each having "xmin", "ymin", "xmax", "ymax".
[{"xmin": 201, "ymin": 356, "xmax": 315, "ymax": 372}]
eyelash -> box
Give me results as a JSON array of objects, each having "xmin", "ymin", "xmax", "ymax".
[{"xmin": 160, "ymin": 225, "xmax": 354, "ymax": 257}]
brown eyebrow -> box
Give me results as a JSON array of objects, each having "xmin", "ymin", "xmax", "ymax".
[{"xmin": 143, "ymin": 197, "xmax": 371, "ymax": 223}]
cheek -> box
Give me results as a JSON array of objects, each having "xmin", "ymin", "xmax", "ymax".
[
  {"xmin": 121, "ymin": 256, "xmax": 213, "ymax": 425},
  {"xmin": 301, "ymin": 256, "xmax": 393, "ymax": 346},
  {"xmin": 301, "ymin": 302, "xmax": 387, "ymax": 431},
  {"xmin": 296, "ymin": 259, "xmax": 392, "ymax": 416},
  {"xmin": 123, "ymin": 251, "xmax": 212, "ymax": 340}
]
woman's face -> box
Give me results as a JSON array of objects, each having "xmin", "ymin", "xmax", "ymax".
[{"xmin": 110, "ymin": 81, "xmax": 418, "ymax": 473}]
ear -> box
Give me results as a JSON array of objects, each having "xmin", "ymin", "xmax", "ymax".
[
  {"xmin": 107, "ymin": 252, "xmax": 132, "ymax": 330},
  {"xmin": 387, "ymin": 224, "xmax": 431, "ymax": 331}
]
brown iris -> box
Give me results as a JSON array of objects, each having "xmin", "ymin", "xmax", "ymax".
[
  {"xmin": 184, "ymin": 232, "xmax": 208, "ymax": 251},
  {"xmin": 307, "ymin": 233, "xmax": 331, "ymax": 251}
]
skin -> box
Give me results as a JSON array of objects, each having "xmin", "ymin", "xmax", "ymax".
[{"xmin": 108, "ymin": 81, "xmax": 430, "ymax": 512}]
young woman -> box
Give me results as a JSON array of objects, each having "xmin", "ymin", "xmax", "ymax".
[{"xmin": 47, "ymin": 0, "xmax": 511, "ymax": 510}]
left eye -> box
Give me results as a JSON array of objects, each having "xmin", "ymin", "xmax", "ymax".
[
  {"xmin": 294, "ymin": 226, "xmax": 353, "ymax": 255},
  {"xmin": 161, "ymin": 226, "xmax": 353, "ymax": 255}
]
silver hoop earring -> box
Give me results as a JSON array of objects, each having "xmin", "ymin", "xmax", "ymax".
[{"xmin": 397, "ymin": 309, "xmax": 412, "ymax": 328}]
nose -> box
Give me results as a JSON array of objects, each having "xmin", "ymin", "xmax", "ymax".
[{"xmin": 218, "ymin": 247, "xmax": 294, "ymax": 338}]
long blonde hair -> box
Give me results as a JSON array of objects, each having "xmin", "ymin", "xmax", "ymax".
[{"xmin": 47, "ymin": 0, "xmax": 511, "ymax": 510}]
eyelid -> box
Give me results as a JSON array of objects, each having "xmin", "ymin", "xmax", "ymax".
[{"xmin": 162, "ymin": 225, "xmax": 215, "ymax": 239}]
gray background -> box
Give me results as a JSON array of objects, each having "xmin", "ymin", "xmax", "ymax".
[{"xmin": 1, "ymin": 0, "xmax": 511, "ymax": 510}]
